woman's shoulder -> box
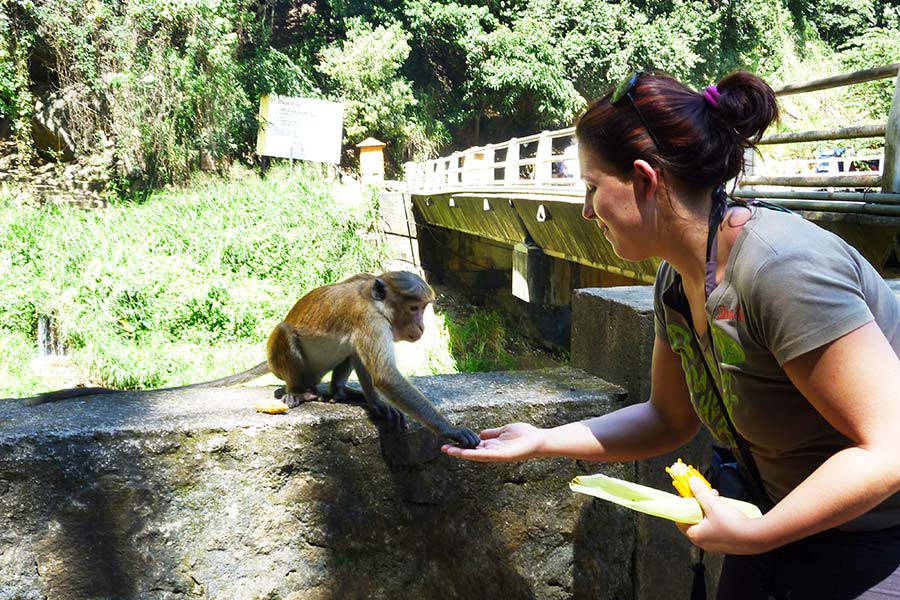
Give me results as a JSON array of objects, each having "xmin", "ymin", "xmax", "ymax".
[{"xmin": 735, "ymin": 206, "xmax": 838, "ymax": 266}]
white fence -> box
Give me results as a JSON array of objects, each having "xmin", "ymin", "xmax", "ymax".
[{"xmin": 405, "ymin": 63, "xmax": 900, "ymax": 214}]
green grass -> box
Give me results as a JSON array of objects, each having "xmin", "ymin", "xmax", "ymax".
[
  {"xmin": 0, "ymin": 162, "xmax": 560, "ymax": 399},
  {"xmin": 0, "ymin": 163, "xmax": 387, "ymax": 397}
]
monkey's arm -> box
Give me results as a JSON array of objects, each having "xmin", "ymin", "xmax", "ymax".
[
  {"xmin": 352, "ymin": 359, "xmax": 408, "ymax": 431},
  {"xmin": 372, "ymin": 366, "xmax": 479, "ymax": 448},
  {"xmin": 352, "ymin": 338, "xmax": 479, "ymax": 448}
]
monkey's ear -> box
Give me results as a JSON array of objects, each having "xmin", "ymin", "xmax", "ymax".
[{"xmin": 372, "ymin": 278, "xmax": 388, "ymax": 301}]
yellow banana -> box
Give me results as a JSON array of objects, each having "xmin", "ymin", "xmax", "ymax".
[{"xmin": 255, "ymin": 398, "xmax": 289, "ymax": 414}]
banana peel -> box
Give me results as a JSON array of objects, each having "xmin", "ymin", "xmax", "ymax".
[{"xmin": 569, "ymin": 473, "xmax": 762, "ymax": 524}]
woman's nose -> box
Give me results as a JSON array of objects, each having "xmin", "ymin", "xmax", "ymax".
[{"xmin": 582, "ymin": 199, "xmax": 595, "ymax": 221}]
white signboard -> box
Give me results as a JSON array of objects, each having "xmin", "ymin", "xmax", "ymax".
[{"xmin": 256, "ymin": 96, "xmax": 344, "ymax": 164}]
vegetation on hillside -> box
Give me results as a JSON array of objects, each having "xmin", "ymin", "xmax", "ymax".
[
  {"xmin": 1, "ymin": 0, "xmax": 897, "ymax": 182},
  {"xmin": 0, "ymin": 164, "xmax": 386, "ymax": 397}
]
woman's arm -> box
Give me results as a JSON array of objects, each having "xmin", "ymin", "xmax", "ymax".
[
  {"xmin": 441, "ymin": 336, "xmax": 701, "ymax": 462},
  {"xmin": 681, "ymin": 320, "xmax": 900, "ymax": 554}
]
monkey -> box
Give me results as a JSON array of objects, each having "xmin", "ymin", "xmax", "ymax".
[{"xmin": 28, "ymin": 271, "xmax": 481, "ymax": 449}]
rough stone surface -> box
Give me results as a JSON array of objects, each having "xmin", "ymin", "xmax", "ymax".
[
  {"xmin": 0, "ymin": 367, "xmax": 640, "ymax": 600},
  {"xmin": 571, "ymin": 286, "xmax": 656, "ymax": 405}
]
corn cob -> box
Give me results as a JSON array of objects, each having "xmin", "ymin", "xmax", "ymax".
[{"xmin": 665, "ymin": 458, "xmax": 712, "ymax": 498}]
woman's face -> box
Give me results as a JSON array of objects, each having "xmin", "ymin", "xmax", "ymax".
[{"xmin": 578, "ymin": 144, "xmax": 652, "ymax": 261}]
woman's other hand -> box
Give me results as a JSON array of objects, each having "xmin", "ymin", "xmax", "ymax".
[{"xmin": 677, "ymin": 476, "xmax": 767, "ymax": 555}]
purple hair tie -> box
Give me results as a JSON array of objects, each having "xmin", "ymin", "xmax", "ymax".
[{"xmin": 703, "ymin": 85, "xmax": 721, "ymax": 107}]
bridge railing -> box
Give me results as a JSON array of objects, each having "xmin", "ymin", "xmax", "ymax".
[
  {"xmin": 404, "ymin": 63, "xmax": 900, "ymax": 215},
  {"xmin": 404, "ymin": 127, "xmax": 580, "ymax": 192}
]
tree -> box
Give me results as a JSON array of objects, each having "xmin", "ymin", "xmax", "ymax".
[
  {"xmin": 317, "ymin": 17, "xmax": 419, "ymax": 169},
  {"xmin": 463, "ymin": 16, "xmax": 583, "ymax": 144}
]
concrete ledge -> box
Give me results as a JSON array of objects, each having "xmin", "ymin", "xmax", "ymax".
[
  {"xmin": 571, "ymin": 286, "xmax": 655, "ymax": 404},
  {"xmin": 0, "ymin": 367, "xmax": 682, "ymax": 600}
]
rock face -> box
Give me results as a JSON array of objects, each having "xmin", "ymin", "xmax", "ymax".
[{"xmin": 0, "ymin": 368, "xmax": 638, "ymax": 600}]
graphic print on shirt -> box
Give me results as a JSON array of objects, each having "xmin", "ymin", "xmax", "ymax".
[{"xmin": 666, "ymin": 320, "xmax": 745, "ymax": 449}]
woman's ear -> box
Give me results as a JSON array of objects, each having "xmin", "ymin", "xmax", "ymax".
[{"xmin": 632, "ymin": 159, "xmax": 659, "ymax": 203}]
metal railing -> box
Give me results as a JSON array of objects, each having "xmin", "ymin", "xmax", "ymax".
[{"xmin": 405, "ymin": 63, "xmax": 900, "ymax": 216}]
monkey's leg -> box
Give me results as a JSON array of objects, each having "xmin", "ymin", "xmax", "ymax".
[
  {"xmin": 327, "ymin": 358, "xmax": 366, "ymax": 404},
  {"xmin": 352, "ymin": 359, "xmax": 408, "ymax": 431},
  {"xmin": 267, "ymin": 322, "xmax": 322, "ymax": 408}
]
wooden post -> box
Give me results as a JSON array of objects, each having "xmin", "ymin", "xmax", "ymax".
[
  {"xmin": 463, "ymin": 148, "xmax": 485, "ymax": 184},
  {"xmin": 449, "ymin": 152, "xmax": 462, "ymax": 187},
  {"xmin": 535, "ymin": 131, "xmax": 552, "ymax": 184},
  {"xmin": 483, "ymin": 144, "xmax": 495, "ymax": 184},
  {"xmin": 882, "ymin": 70, "xmax": 900, "ymax": 193},
  {"xmin": 504, "ymin": 138, "xmax": 519, "ymax": 184}
]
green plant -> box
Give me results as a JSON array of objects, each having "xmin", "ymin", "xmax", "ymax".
[
  {"xmin": 445, "ymin": 309, "xmax": 514, "ymax": 372},
  {"xmin": 0, "ymin": 164, "xmax": 387, "ymax": 396}
]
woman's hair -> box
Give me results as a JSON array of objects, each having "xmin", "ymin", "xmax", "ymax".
[{"xmin": 575, "ymin": 71, "xmax": 779, "ymax": 193}]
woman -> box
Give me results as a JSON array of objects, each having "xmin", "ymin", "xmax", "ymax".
[{"xmin": 442, "ymin": 70, "xmax": 900, "ymax": 599}]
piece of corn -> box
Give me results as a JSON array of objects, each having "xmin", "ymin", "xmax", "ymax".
[
  {"xmin": 255, "ymin": 398, "xmax": 289, "ymax": 415},
  {"xmin": 665, "ymin": 458, "xmax": 712, "ymax": 498}
]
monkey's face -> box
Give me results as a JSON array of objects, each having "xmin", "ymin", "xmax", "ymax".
[{"xmin": 394, "ymin": 300, "xmax": 429, "ymax": 343}]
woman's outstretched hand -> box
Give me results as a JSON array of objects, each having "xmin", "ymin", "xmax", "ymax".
[{"xmin": 441, "ymin": 422, "xmax": 545, "ymax": 462}]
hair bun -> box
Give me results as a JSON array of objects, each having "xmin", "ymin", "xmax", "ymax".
[{"xmin": 714, "ymin": 71, "xmax": 779, "ymax": 144}]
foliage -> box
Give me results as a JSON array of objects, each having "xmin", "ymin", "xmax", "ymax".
[
  {"xmin": 1, "ymin": 0, "xmax": 897, "ymax": 181},
  {"xmin": 0, "ymin": 164, "xmax": 386, "ymax": 396},
  {"xmin": 317, "ymin": 17, "xmax": 419, "ymax": 169},
  {"xmin": 403, "ymin": 0, "xmax": 499, "ymax": 143},
  {"xmin": 0, "ymin": 1, "xmax": 36, "ymax": 163},
  {"xmin": 808, "ymin": 0, "xmax": 877, "ymax": 46},
  {"xmin": 0, "ymin": 0, "xmax": 318, "ymax": 184},
  {"xmin": 839, "ymin": 28, "xmax": 900, "ymax": 120},
  {"xmin": 445, "ymin": 310, "xmax": 515, "ymax": 372},
  {"xmin": 464, "ymin": 15, "xmax": 584, "ymax": 132}
]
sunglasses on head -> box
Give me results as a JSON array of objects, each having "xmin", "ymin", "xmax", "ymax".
[{"xmin": 610, "ymin": 70, "xmax": 663, "ymax": 151}]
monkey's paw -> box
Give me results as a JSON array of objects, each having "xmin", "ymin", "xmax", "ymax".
[
  {"xmin": 282, "ymin": 391, "xmax": 319, "ymax": 408},
  {"xmin": 445, "ymin": 427, "xmax": 481, "ymax": 449},
  {"xmin": 367, "ymin": 401, "xmax": 409, "ymax": 431}
]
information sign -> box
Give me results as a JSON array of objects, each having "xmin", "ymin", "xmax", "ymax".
[{"xmin": 256, "ymin": 96, "xmax": 344, "ymax": 164}]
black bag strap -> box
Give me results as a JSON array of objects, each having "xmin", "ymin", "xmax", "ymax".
[{"xmin": 688, "ymin": 191, "xmax": 774, "ymax": 511}]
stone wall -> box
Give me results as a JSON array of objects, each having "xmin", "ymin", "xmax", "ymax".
[
  {"xmin": 0, "ymin": 138, "xmax": 112, "ymax": 208},
  {"xmin": 1, "ymin": 368, "xmax": 651, "ymax": 600}
]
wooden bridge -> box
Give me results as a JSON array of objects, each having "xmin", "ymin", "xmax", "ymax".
[{"xmin": 400, "ymin": 64, "xmax": 900, "ymax": 300}]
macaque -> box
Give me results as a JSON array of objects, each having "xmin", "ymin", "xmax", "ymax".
[{"xmin": 28, "ymin": 271, "xmax": 480, "ymax": 449}]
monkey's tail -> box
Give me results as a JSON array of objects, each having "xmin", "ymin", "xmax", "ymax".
[
  {"xmin": 26, "ymin": 362, "xmax": 270, "ymax": 406},
  {"xmin": 176, "ymin": 362, "xmax": 269, "ymax": 390},
  {"xmin": 25, "ymin": 387, "xmax": 120, "ymax": 405}
]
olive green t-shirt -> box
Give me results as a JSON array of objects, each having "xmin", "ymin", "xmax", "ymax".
[{"xmin": 654, "ymin": 207, "xmax": 900, "ymax": 532}]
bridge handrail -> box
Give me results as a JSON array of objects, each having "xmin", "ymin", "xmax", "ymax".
[{"xmin": 405, "ymin": 63, "xmax": 900, "ymax": 215}]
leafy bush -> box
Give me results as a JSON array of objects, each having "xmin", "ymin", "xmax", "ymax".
[{"xmin": 839, "ymin": 28, "xmax": 900, "ymax": 120}]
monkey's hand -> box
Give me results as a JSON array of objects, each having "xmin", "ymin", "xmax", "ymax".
[
  {"xmin": 367, "ymin": 397, "xmax": 410, "ymax": 431},
  {"xmin": 442, "ymin": 426, "xmax": 481, "ymax": 449}
]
